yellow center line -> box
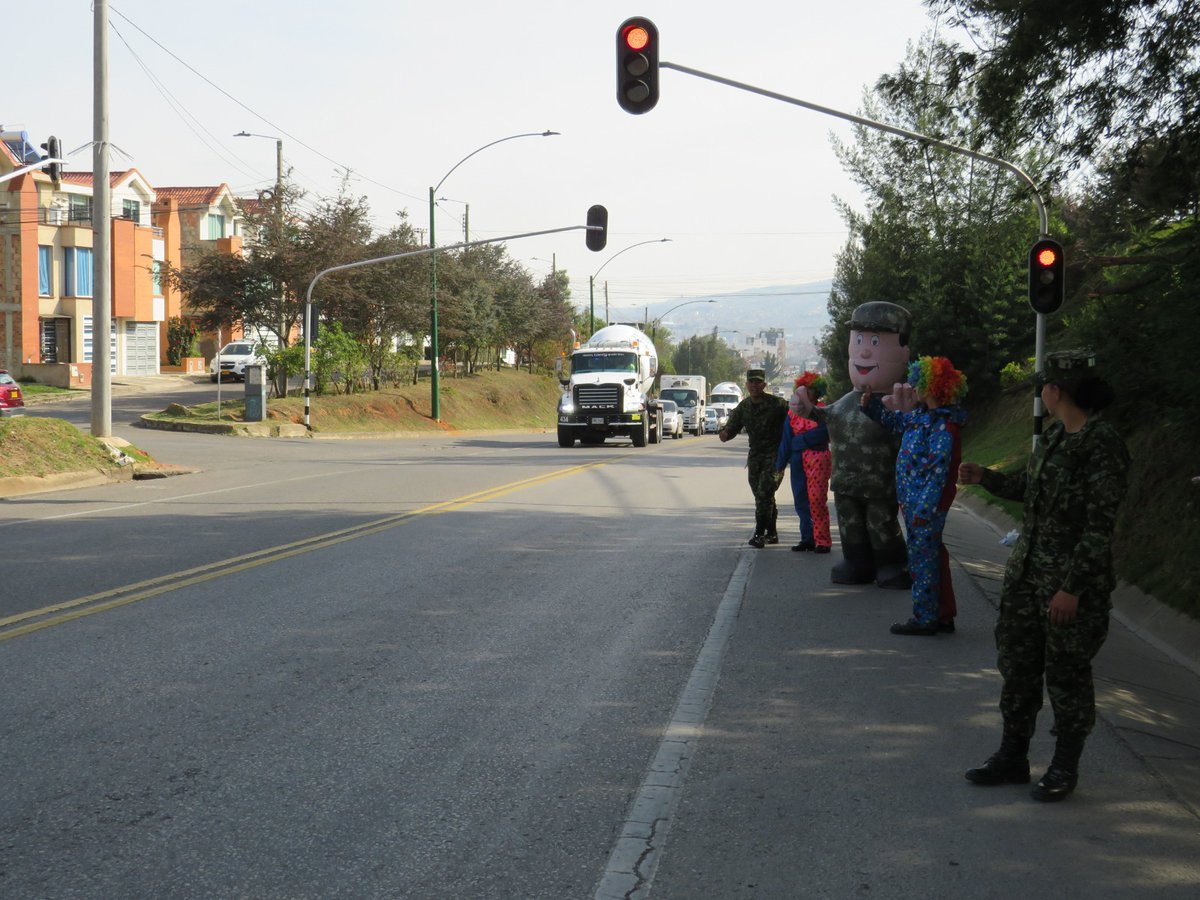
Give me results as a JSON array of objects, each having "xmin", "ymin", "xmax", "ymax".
[{"xmin": 0, "ymin": 457, "xmax": 615, "ymax": 642}]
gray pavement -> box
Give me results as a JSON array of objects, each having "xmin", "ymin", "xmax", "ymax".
[{"xmin": 639, "ymin": 496, "xmax": 1200, "ymax": 898}]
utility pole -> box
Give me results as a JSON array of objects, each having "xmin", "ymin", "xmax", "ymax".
[{"xmin": 92, "ymin": 0, "xmax": 112, "ymax": 438}]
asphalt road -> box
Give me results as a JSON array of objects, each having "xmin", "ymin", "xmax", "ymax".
[{"xmin": 0, "ymin": 421, "xmax": 751, "ymax": 898}]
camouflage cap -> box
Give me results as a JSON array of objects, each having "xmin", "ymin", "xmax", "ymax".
[
  {"xmin": 746, "ymin": 368, "xmax": 767, "ymax": 382},
  {"xmin": 1035, "ymin": 349, "xmax": 1097, "ymax": 386},
  {"xmin": 849, "ymin": 301, "xmax": 912, "ymax": 338}
]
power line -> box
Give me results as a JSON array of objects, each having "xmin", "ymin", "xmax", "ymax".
[{"xmin": 109, "ymin": 4, "xmax": 427, "ymax": 205}]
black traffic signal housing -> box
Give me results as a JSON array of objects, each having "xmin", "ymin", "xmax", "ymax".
[
  {"xmin": 586, "ymin": 205, "xmax": 608, "ymax": 252},
  {"xmin": 616, "ymin": 17, "xmax": 659, "ymax": 114},
  {"xmin": 1029, "ymin": 237, "xmax": 1065, "ymax": 315},
  {"xmin": 307, "ymin": 302, "xmax": 321, "ymax": 344},
  {"xmin": 40, "ymin": 135, "xmax": 62, "ymax": 182}
]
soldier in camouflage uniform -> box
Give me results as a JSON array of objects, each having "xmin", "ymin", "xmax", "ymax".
[
  {"xmin": 960, "ymin": 350, "xmax": 1129, "ymax": 802},
  {"xmin": 719, "ymin": 369, "xmax": 789, "ymax": 548},
  {"xmin": 796, "ymin": 301, "xmax": 912, "ymax": 588}
]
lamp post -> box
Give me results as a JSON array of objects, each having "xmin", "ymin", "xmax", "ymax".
[
  {"xmin": 429, "ymin": 130, "xmax": 559, "ymax": 421},
  {"xmin": 588, "ymin": 238, "xmax": 671, "ymax": 338},
  {"xmin": 233, "ymin": 131, "xmax": 283, "ymax": 225},
  {"xmin": 650, "ymin": 298, "xmax": 716, "ymax": 341}
]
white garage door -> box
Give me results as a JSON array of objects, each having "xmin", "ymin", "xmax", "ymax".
[{"xmin": 124, "ymin": 321, "xmax": 159, "ymax": 375}]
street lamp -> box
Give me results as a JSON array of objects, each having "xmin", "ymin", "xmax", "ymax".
[
  {"xmin": 588, "ymin": 238, "xmax": 671, "ymax": 338},
  {"xmin": 429, "ymin": 130, "xmax": 559, "ymax": 421},
  {"xmin": 233, "ymin": 131, "xmax": 283, "ymax": 222},
  {"xmin": 650, "ymin": 298, "xmax": 716, "ymax": 341}
]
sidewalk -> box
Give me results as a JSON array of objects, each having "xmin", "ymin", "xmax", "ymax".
[{"xmin": 640, "ymin": 496, "xmax": 1200, "ymax": 898}]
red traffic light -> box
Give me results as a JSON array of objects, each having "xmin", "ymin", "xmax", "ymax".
[
  {"xmin": 1028, "ymin": 238, "xmax": 1065, "ymax": 315},
  {"xmin": 623, "ymin": 24, "xmax": 650, "ymax": 51},
  {"xmin": 616, "ymin": 17, "xmax": 659, "ymax": 114}
]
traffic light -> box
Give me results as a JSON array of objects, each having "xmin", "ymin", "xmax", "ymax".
[
  {"xmin": 1028, "ymin": 237, "xmax": 1065, "ymax": 315},
  {"xmin": 616, "ymin": 17, "xmax": 659, "ymax": 114},
  {"xmin": 586, "ymin": 205, "xmax": 608, "ymax": 252},
  {"xmin": 40, "ymin": 135, "xmax": 62, "ymax": 182},
  {"xmin": 307, "ymin": 302, "xmax": 321, "ymax": 343}
]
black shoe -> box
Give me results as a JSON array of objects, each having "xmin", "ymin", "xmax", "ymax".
[
  {"xmin": 748, "ymin": 533, "xmax": 766, "ymax": 549},
  {"xmin": 765, "ymin": 533, "xmax": 779, "ymax": 545},
  {"xmin": 1031, "ymin": 764, "xmax": 1078, "ymax": 801},
  {"xmin": 814, "ymin": 545, "xmax": 831, "ymax": 554},
  {"xmin": 965, "ymin": 753, "xmax": 1032, "ymax": 786},
  {"xmin": 889, "ymin": 618, "xmax": 939, "ymax": 636},
  {"xmin": 936, "ymin": 619, "xmax": 956, "ymax": 634},
  {"xmin": 791, "ymin": 540, "xmax": 815, "ymax": 552}
]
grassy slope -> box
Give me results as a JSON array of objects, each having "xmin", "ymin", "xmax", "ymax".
[
  {"xmin": 962, "ymin": 389, "xmax": 1199, "ymax": 620},
  {"xmin": 145, "ymin": 368, "xmax": 566, "ymax": 434}
]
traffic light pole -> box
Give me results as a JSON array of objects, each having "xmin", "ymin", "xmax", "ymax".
[
  {"xmin": 303, "ymin": 222, "xmax": 605, "ymax": 431},
  {"xmin": 658, "ymin": 59, "xmax": 1052, "ymax": 441}
]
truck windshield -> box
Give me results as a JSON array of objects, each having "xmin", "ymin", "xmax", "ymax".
[
  {"xmin": 573, "ymin": 351, "xmax": 638, "ymax": 373},
  {"xmin": 711, "ymin": 393, "xmax": 739, "ymax": 404},
  {"xmin": 660, "ymin": 389, "xmax": 697, "ymax": 407}
]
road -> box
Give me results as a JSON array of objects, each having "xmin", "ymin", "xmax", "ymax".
[
  {"xmin": 3, "ymin": 388, "xmax": 1199, "ymax": 898},
  {"xmin": 0, "ymin": 416, "xmax": 754, "ymax": 898}
]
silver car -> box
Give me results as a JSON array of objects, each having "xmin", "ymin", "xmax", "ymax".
[
  {"xmin": 659, "ymin": 399, "xmax": 684, "ymax": 439},
  {"xmin": 704, "ymin": 407, "xmax": 721, "ymax": 433}
]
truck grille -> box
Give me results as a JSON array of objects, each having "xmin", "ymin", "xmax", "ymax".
[{"xmin": 576, "ymin": 384, "xmax": 620, "ymax": 410}]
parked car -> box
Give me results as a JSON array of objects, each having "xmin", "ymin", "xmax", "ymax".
[
  {"xmin": 659, "ymin": 399, "xmax": 684, "ymax": 439},
  {"xmin": 209, "ymin": 341, "xmax": 267, "ymax": 383},
  {"xmin": 704, "ymin": 406, "xmax": 721, "ymax": 434},
  {"xmin": 0, "ymin": 370, "xmax": 24, "ymax": 415}
]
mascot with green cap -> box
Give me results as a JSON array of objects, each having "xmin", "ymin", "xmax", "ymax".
[{"xmin": 796, "ymin": 301, "xmax": 912, "ymax": 587}]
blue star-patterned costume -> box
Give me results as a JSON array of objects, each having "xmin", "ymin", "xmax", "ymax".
[{"xmin": 863, "ymin": 400, "xmax": 967, "ymax": 625}]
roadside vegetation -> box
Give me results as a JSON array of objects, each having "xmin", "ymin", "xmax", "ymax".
[
  {"xmin": 0, "ymin": 417, "xmax": 150, "ymax": 478},
  {"xmin": 143, "ymin": 368, "xmax": 564, "ymax": 434},
  {"xmin": 817, "ymin": 2, "xmax": 1200, "ymax": 618}
]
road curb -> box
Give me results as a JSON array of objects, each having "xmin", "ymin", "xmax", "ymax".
[{"xmin": 137, "ymin": 415, "xmax": 310, "ymax": 438}]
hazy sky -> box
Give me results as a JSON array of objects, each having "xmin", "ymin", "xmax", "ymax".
[{"xmin": 8, "ymin": 1, "xmax": 941, "ymax": 318}]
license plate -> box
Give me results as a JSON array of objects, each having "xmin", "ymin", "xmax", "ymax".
[{"xmin": 590, "ymin": 417, "xmax": 605, "ymax": 425}]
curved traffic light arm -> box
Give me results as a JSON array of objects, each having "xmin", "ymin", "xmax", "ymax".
[
  {"xmin": 656, "ymin": 58, "xmax": 1054, "ymax": 444},
  {"xmin": 302, "ymin": 218, "xmax": 608, "ymax": 430},
  {"xmin": 659, "ymin": 61, "xmax": 1048, "ymax": 236}
]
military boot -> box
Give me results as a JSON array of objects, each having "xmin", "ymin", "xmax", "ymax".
[
  {"xmin": 748, "ymin": 513, "xmax": 766, "ymax": 549},
  {"xmin": 1031, "ymin": 737, "xmax": 1084, "ymax": 802},
  {"xmin": 765, "ymin": 510, "xmax": 779, "ymax": 545},
  {"xmin": 965, "ymin": 729, "xmax": 1031, "ymax": 785}
]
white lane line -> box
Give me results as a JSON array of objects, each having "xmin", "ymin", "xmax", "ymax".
[{"xmin": 594, "ymin": 551, "xmax": 754, "ymax": 900}]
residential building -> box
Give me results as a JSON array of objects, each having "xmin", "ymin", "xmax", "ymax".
[
  {"xmin": 1, "ymin": 130, "xmax": 164, "ymax": 384},
  {"xmin": 0, "ymin": 122, "xmax": 254, "ymax": 384},
  {"xmin": 151, "ymin": 184, "xmax": 246, "ymax": 359}
]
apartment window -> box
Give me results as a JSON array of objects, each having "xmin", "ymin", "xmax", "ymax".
[
  {"xmin": 122, "ymin": 198, "xmax": 141, "ymax": 223},
  {"xmin": 69, "ymin": 195, "xmax": 92, "ymax": 223},
  {"xmin": 39, "ymin": 246, "xmax": 53, "ymax": 296},
  {"xmin": 151, "ymin": 260, "xmax": 162, "ymax": 296},
  {"xmin": 206, "ymin": 213, "xmax": 226, "ymax": 239},
  {"xmin": 62, "ymin": 247, "xmax": 94, "ymax": 297}
]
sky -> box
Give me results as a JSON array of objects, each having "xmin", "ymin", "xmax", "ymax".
[{"xmin": 7, "ymin": 1, "xmax": 942, "ymax": 321}]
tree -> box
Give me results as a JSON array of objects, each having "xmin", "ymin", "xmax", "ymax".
[
  {"xmin": 168, "ymin": 176, "xmax": 375, "ymax": 397},
  {"xmin": 820, "ymin": 33, "xmax": 1043, "ymax": 400},
  {"xmin": 671, "ymin": 332, "xmax": 744, "ymax": 385},
  {"xmin": 936, "ymin": 0, "xmax": 1200, "ymax": 220}
]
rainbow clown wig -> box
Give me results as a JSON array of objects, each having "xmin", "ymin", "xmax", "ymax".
[
  {"xmin": 794, "ymin": 371, "xmax": 827, "ymax": 399},
  {"xmin": 907, "ymin": 356, "xmax": 967, "ymax": 407}
]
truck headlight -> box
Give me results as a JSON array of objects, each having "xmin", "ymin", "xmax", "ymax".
[{"xmin": 559, "ymin": 397, "xmax": 575, "ymax": 414}]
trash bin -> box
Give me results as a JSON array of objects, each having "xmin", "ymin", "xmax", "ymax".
[{"xmin": 244, "ymin": 364, "xmax": 267, "ymax": 422}]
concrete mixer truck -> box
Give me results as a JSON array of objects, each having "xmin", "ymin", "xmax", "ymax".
[{"xmin": 556, "ymin": 324, "xmax": 662, "ymax": 447}]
